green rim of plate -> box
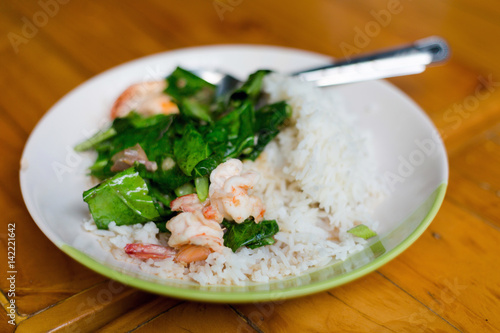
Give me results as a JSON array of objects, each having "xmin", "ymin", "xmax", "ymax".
[{"xmin": 60, "ymin": 182, "xmax": 447, "ymax": 303}]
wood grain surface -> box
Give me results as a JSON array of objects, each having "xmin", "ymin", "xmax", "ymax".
[{"xmin": 1, "ymin": 0, "xmax": 500, "ymax": 332}]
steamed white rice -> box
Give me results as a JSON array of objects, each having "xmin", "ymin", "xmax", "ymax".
[{"xmin": 83, "ymin": 74, "xmax": 384, "ymax": 285}]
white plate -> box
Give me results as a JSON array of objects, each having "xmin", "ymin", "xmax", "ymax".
[{"xmin": 20, "ymin": 45, "xmax": 448, "ymax": 302}]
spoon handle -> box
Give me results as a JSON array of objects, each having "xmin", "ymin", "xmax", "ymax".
[{"xmin": 294, "ymin": 36, "xmax": 450, "ymax": 86}]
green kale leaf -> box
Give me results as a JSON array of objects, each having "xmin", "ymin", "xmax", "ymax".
[
  {"xmin": 83, "ymin": 168, "xmax": 160, "ymax": 229},
  {"xmin": 222, "ymin": 218, "xmax": 279, "ymax": 252},
  {"xmin": 173, "ymin": 124, "xmax": 211, "ymax": 176}
]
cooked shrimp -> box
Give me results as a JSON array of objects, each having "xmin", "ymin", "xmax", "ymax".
[
  {"xmin": 166, "ymin": 210, "xmax": 224, "ymax": 253},
  {"xmin": 204, "ymin": 159, "xmax": 265, "ymax": 223},
  {"xmin": 201, "ymin": 204, "xmax": 223, "ymax": 222},
  {"xmin": 170, "ymin": 193, "xmax": 206, "ymax": 213},
  {"xmin": 124, "ymin": 243, "xmax": 175, "ymax": 260},
  {"xmin": 176, "ymin": 244, "xmax": 213, "ymax": 263},
  {"xmin": 124, "ymin": 242, "xmax": 211, "ymax": 264},
  {"xmin": 110, "ymin": 81, "xmax": 179, "ymax": 119}
]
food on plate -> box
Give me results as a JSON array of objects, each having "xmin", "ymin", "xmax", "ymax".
[{"xmin": 77, "ymin": 67, "xmax": 384, "ymax": 285}]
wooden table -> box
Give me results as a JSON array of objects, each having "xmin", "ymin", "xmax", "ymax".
[{"xmin": 1, "ymin": 0, "xmax": 499, "ymax": 331}]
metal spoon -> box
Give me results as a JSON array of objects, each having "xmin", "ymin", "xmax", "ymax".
[{"xmin": 193, "ymin": 36, "xmax": 449, "ymax": 95}]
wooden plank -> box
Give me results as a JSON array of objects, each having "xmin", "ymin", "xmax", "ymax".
[
  {"xmin": 447, "ymin": 167, "xmax": 500, "ymax": 229},
  {"xmin": 449, "ymin": 122, "xmax": 500, "ymax": 188},
  {"xmin": 378, "ymin": 200, "xmax": 500, "ymax": 332},
  {"xmin": 0, "ymin": 109, "xmax": 28, "ymax": 157},
  {"xmin": 133, "ymin": 302, "xmax": 257, "ymax": 333},
  {"xmin": 120, "ymin": 0, "xmax": 216, "ymax": 47},
  {"xmin": 234, "ymin": 273, "xmax": 456, "ymax": 332},
  {"xmin": 15, "ymin": 281, "xmax": 154, "ymax": 332},
  {"xmin": 0, "ymin": 5, "xmax": 88, "ymax": 134},
  {"xmin": 0, "ymin": 306, "xmax": 16, "ymax": 333},
  {"xmin": 442, "ymin": 2, "xmax": 500, "ymax": 78},
  {"xmin": 96, "ymin": 297, "xmax": 182, "ymax": 332},
  {"xmin": 432, "ymin": 90, "xmax": 500, "ymax": 155},
  {"xmin": 7, "ymin": 0, "xmax": 173, "ymax": 74},
  {"xmin": 0, "ymin": 189, "xmax": 106, "ymax": 316}
]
